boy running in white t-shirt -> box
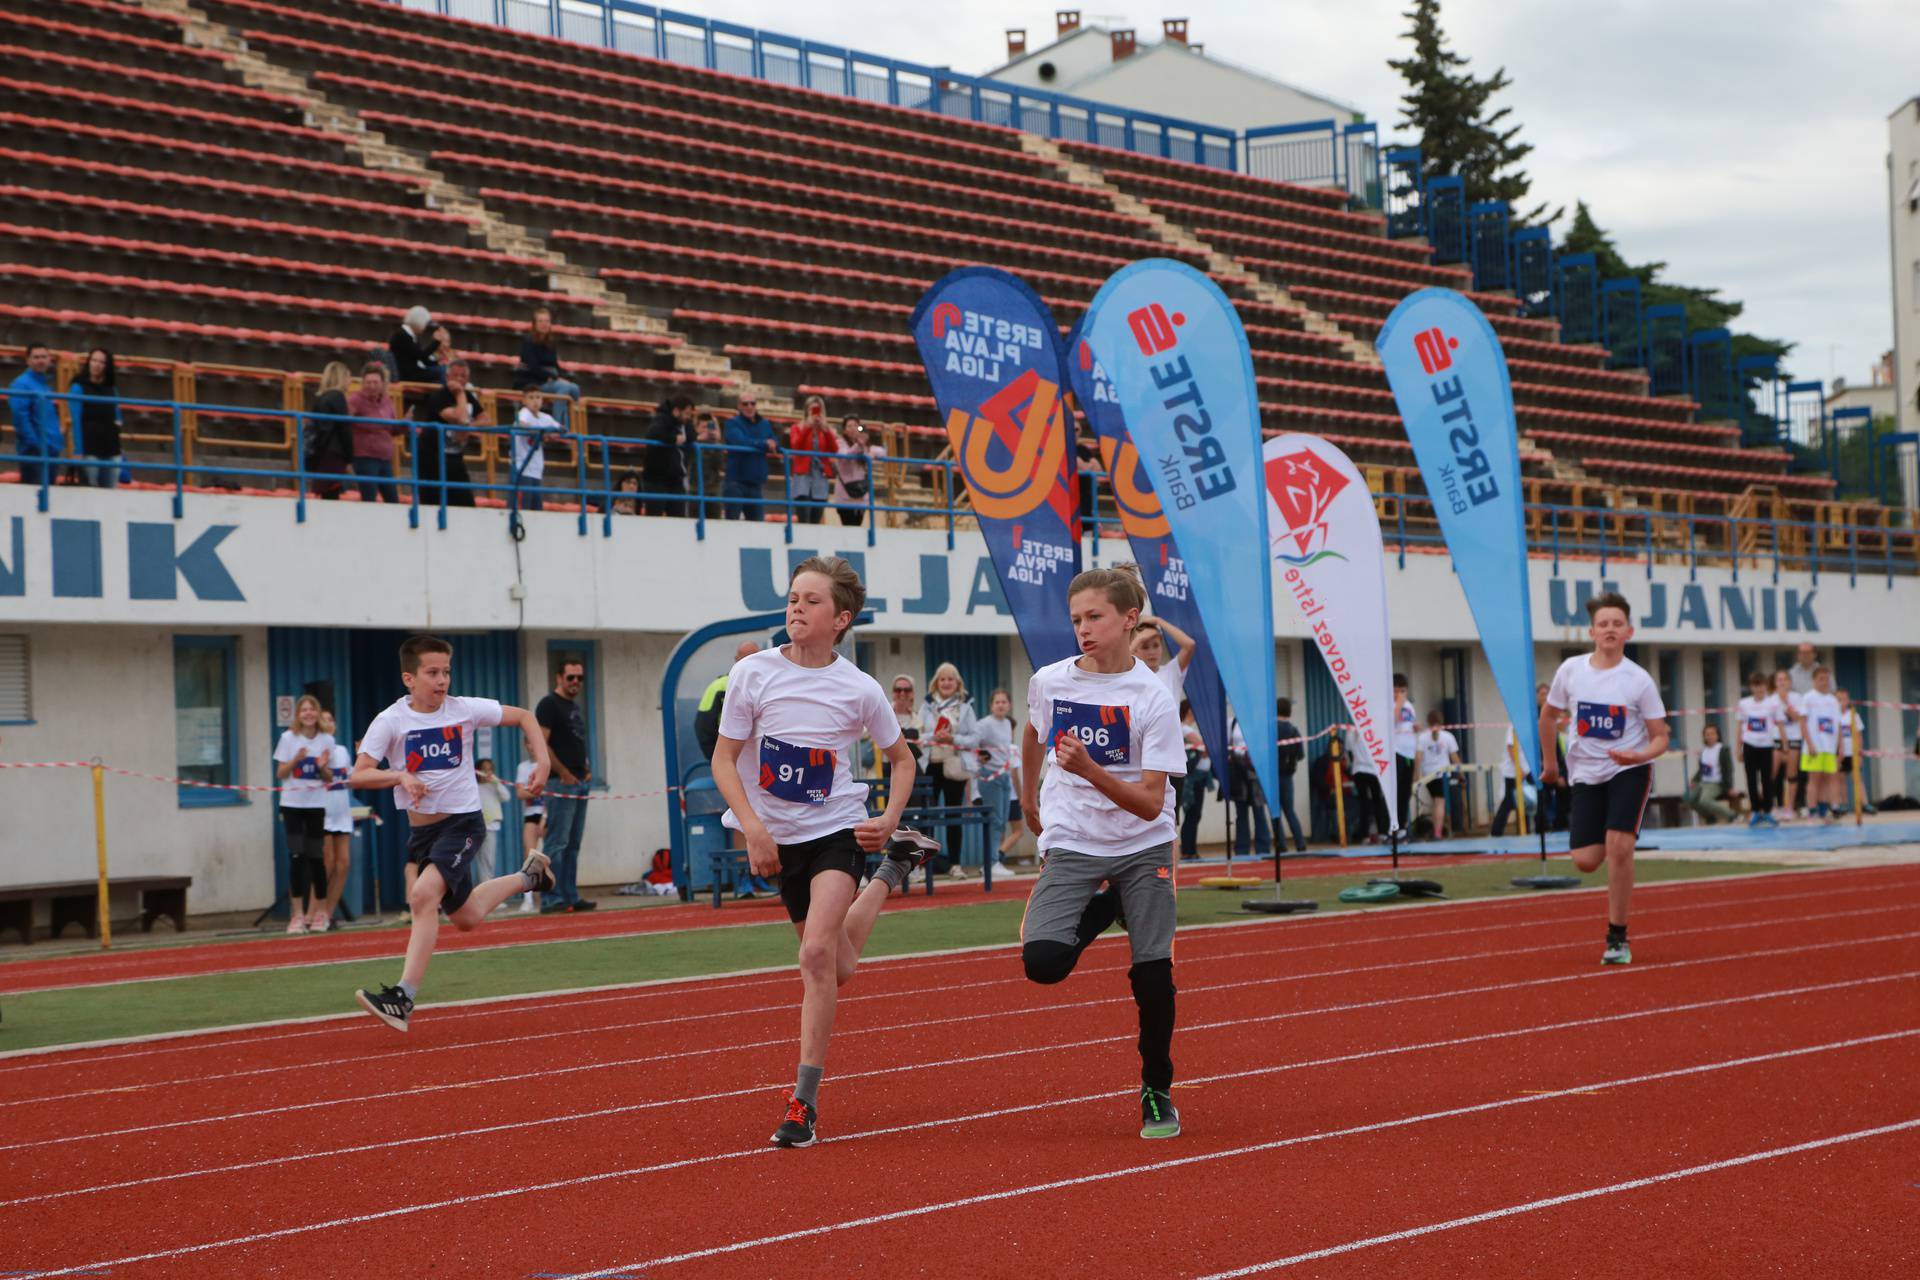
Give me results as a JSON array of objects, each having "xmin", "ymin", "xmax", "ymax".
[
  {"xmin": 708, "ymin": 557, "xmax": 931, "ymax": 1149},
  {"xmin": 1539, "ymin": 591, "xmax": 1669, "ymax": 966},
  {"xmin": 1790, "ymin": 666, "xmax": 1845, "ymax": 822},
  {"xmin": 1020, "ymin": 564, "xmax": 1186, "ymax": 1139},
  {"xmin": 350, "ymin": 635, "xmax": 553, "ymax": 1031}
]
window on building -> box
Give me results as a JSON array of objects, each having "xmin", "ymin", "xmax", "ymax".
[
  {"xmin": 1700, "ymin": 650, "xmax": 1726, "ymax": 741},
  {"xmin": 174, "ymin": 635, "xmax": 243, "ymax": 807},
  {"xmin": 1656, "ymin": 649, "xmax": 1683, "ymax": 746},
  {"xmin": 546, "ymin": 639, "xmax": 606, "ymax": 790},
  {"xmin": 0, "ymin": 634, "xmax": 29, "ymax": 724}
]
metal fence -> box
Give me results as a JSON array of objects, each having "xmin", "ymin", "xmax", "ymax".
[{"xmin": 7, "ymin": 395, "xmax": 1915, "ymax": 582}]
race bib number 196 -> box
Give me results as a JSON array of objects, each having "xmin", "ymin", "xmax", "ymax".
[
  {"xmin": 1052, "ymin": 699, "xmax": 1131, "ymax": 767},
  {"xmin": 1575, "ymin": 702, "xmax": 1626, "ymax": 742},
  {"xmin": 759, "ymin": 735, "xmax": 833, "ymax": 804}
]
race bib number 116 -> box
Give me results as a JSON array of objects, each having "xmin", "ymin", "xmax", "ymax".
[{"xmin": 1575, "ymin": 702, "xmax": 1626, "ymax": 742}]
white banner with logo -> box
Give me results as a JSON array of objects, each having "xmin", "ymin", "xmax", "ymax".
[{"xmin": 1261, "ymin": 434, "xmax": 1398, "ymax": 830}]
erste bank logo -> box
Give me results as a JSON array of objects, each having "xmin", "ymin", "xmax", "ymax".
[
  {"xmin": 1262, "ymin": 448, "xmax": 1350, "ymax": 567},
  {"xmin": 1413, "ymin": 326, "xmax": 1459, "ymax": 376},
  {"xmin": 1128, "ymin": 303, "xmax": 1185, "ymax": 356}
]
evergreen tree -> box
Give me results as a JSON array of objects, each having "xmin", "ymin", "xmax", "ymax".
[
  {"xmin": 1559, "ymin": 200, "xmax": 1792, "ymax": 371},
  {"xmin": 1388, "ymin": 0, "xmax": 1558, "ymax": 224}
]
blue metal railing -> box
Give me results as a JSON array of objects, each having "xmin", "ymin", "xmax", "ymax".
[
  {"xmin": 1689, "ymin": 328, "xmax": 1735, "ymax": 421},
  {"xmin": 1600, "ymin": 278, "xmax": 1643, "ymax": 370},
  {"xmin": 6, "ymin": 394, "xmax": 1912, "ymax": 582},
  {"xmin": 1383, "ymin": 147, "xmax": 1423, "ymax": 239},
  {"xmin": 1240, "ymin": 120, "xmax": 1341, "ymax": 188},
  {"xmin": 399, "ymin": 0, "xmax": 1241, "ymax": 172},
  {"xmin": 1738, "ymin": 355, "xmax": 1784, "ymax": 448},
  {"xmin": 1426, "ymin": 176, "xmax": 1467, "ymax": 264},
  {"xmin": 1644, "ymin": 303, "xmax": 1688, "ymax": 397},
  {"xmin": 1467, "ymin": 200, "xmax": 1510, "ymax": 292},
  {"xmin": 1511, "ymin": 227, "xmax": 1553, "ymax": 318},
  {"xmin": 1555, "ymin": 253, "xmax": 1599, "ymax": 346}
]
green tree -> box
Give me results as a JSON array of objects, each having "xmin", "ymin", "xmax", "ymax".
[
  {"xmin": 1559, "ymin": 200, "xmax": 1793, "ymax": 374},
  {"xmin": 1388, "ymin": 0, "xmax": 1558, "ymax": 224}
]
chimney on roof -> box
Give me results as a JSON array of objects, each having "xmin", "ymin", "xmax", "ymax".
[
  {"xmin": 1006, "ymin": 28, "xmax": 1027, "ymax": 58},
  {"xmin": 1111, "ymin": 28, "xmax": 1136, "ymax": 61},
  {"xmin": 1057, "ymin": 9, "xmax": 1081, "ymax": 35},
  {"xmin": 1162, "ymin": 18, "xmax": 1189, "ymax": 44}
]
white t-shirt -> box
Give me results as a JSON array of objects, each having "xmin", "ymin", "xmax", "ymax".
[
  {"xmin": 1342, "ymin": 726, "xmax": 1378, "ymax": 777},
  {"xmin": 1698, "ymin": 744, "xmax": 1725, "ymax": 785},
  {"xmin": 1839, "ymin": 708, "xmax": 1857, "ymax": 759},
  {"xmin": 322, "ymin": 742, "xmax": 354, "ymax": 833},
  {"xmin": 515, "ymin": 759, "xmax": 545, "ymax": 817},
  {"xmin": 1545, "ymin": 654, "xmax": 1667, "ymax": 787},
  {"xmin": 274, "ymin": 730, "xmax": 336, "ymax": 810},
  {"xmin": 1775, "ymin": 690, "xmax": 1805, "ymax": 744},
  {"xmin": 1027, "ymin": 655, "xmax": 1184, "ymax": 858},
  {"xmin": 1185, "ymin": 721, "xmax": 1211, "ymax": 775},
  {"xmin": 1799, "ymin": 690, "xmax": 1841, "ymax": 755},
  {"xmin": 1391, "ymin": 698, "xmax": 1418, "ymax": 758},
  {"xmin": 1499, "ymin": 727, "xmax": 1531, "ymax": 780},
  {"xmin": 717, "ymin": 647, "xmax": 900, "ymax": 845},
  {"xmin": 1417, "ymin": 729, "xmax": 1459, "ymax": 781},
  {"xmin": 1737, "ymin": 695, "xmax": 1779, "ymax": 748},
  {"xmin": 1154, "ymin": 657, "xmax": 1186, "ymax": 707},
  {"xmin": 514, "ymin": 407, "xmax": 560, "ymax": 481},
  {"xmin": 358, "ymin": 694, "xmax": 504, "ymax": 816}
]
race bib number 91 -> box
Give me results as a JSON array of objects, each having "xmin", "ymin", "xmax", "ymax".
[
  {"xmin": 293, "ymin": 756, "xmax": 321, "ymax": 780},
  {"xmin": 1052, "ymin": 699, "xmax": 1131, "ymax": 767},
  {"xmin": 759, "ymin": 735, "xmax": 833, "ymax": 804},
  {"xmin": 1575, "ymin": 702, "xmax": 1626, "ymax": 741},
  {"xmin": 404, "ymin": 726, "xmax": 464, "ymax": 773}
]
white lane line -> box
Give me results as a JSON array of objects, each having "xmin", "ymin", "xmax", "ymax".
[
  {"xmin": 6, "ymin": 969, "xmax": 1910, "ymax": 1213},
  {"xmin": 1193, "ymin": 1118, "xmax": 1920, "ymax": 1277},
  {"xmin": 3, "ymin": 864, "xmax": 1902, "ymax": 1071},
  {"xmin": 6, "ymin": 896, "xmax": 1907, "ymax": 1113},
  {"xmin": 19, "ymin": 1018, "xmax": 1917, "ymax": 1277}
]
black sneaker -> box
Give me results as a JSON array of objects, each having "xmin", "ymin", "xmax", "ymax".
[
  {"xmin": 521, "ymin": 851, "xmax": 556, "ymax": 896},
  {"xmin": 356, "ymin": 984, "xmax": 413, "ymax": 1033},
  {"xmin": 883, "ymin": 827, "xmax": 942, "ymax": 875},
  {"xmin": 1140, "ymin": 1087, "xmax": 1180, "ymax": 1139},
  {"xmin": 771, "ymin": 1093, "xmax": 817, "ymax": 1148},
  {"xmin": 572, "ymin": 898, "xmax": 597, "ymax": 911},
  {"xmin": 539, "ymin": 900, "xmax": 570, "ymax": 914}
]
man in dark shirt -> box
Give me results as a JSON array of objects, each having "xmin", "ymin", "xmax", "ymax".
[
  {"xmin": 1274, "ymin": 697, "xmax": 1308, "ymax": 853},
  {"xmin": 536, "ymin": 660, "xmax": 596, "ymax": 912},
  {"xmin": 411, "ymin": 359, "xmax": 482, "ymax": 508}
]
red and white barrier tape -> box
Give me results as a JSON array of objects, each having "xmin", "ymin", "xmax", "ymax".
[{"xmin": 0, "ymin": 760, "xmax": 679, "ymax": 801}]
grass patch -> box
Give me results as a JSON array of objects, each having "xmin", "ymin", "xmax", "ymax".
[{"xmin": 0, "ymin": 857, "xmax": 1784, "ymax": 1053}]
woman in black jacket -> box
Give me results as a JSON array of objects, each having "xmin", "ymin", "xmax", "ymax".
[
  {"xmin": 389, "ymin": 306, "xmax": 448, "ymax": 386},
  {"xmin": 642, "ymin": 394, "xmax": 691, "ymax": 516},
  {"xmin": 71, "ymin": 346, "xmax": 123, "ymax": 488}
]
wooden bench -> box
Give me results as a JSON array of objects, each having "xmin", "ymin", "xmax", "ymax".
[{"xmin": 0, "ymin": 876, "xmax": 192, "ymax": 945}]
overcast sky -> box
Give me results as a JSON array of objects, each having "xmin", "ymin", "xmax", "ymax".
[{"xmin": 676, "ymin": 0, "xmax": 1917, "ymax": 388}]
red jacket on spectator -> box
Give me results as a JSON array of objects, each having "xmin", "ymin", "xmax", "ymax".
[{"xmin": 788, "ymin": 419, "xmax": 833, "ymax": 476}]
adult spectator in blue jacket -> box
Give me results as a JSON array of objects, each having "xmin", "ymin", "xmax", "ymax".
[
  {"xmin": 720, "ymin": 394, "xmax": 778, "ymax": 520},
  {"xmin": 8, "ymin": 344, "xmax": 66, "ymax": 486}
]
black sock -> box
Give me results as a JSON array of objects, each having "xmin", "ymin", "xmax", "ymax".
[
  {"xmin": 1129, "ymin": 958, "xmax": 1176, "ymax": 1093},
  {"xmin": 1607, "ymin": 923, "xmax": 1627, "ymax": 944},
  {"xmin": 1076, "ymin": 884, "xmax": 1122, "ymax": 945}
]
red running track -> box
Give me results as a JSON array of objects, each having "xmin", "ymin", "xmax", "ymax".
[
  {"xmin": 0, "ymin": 863, "xmax": 1913, "ymax": 1278},
  {"xmin": 0, "ymin": 852, "xmax": 1518, "ymax": 994}
]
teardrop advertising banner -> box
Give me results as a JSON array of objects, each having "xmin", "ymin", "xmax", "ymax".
[
  {"xmin": 910, "ymin": 267, "xmax": 1082, "ymax": 667},
  {"xmin": 1080, "ymin": 259, "xmax": 1280, "ymax": 803},
  {"xmin": 1262, "ymin": 433, "xmax": 1399, "ymax": 831},
  {"xmin": 1065, "ymin": 315, "xmax": 1231, "ymax": 778},
  {"xmin": 1376, "ymin": 288, "xmax": 1541, "ymax": 778}
]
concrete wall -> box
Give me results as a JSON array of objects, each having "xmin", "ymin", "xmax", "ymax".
[{"xmin": 1890, "ymin": 98, "xmax": 1920, "ymax": 505}]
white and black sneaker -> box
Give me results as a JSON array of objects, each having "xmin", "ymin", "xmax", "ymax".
[
  {"xmin": 884, "ymin": 827, "xmax": 941, "ymax": 875},
  {"xmin": 356, "ymin": 984, "xmax": 414, "ymax": 1032},
  {"xmin": 771, "ymin": 1093, "xmax": 817, "ymax": 1148},
  {"xmin": 521, "ymin": 851, "xmax": 556, "ymax": 896}
]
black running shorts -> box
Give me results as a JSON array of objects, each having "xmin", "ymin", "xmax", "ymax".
[
  {"xmin": 407, "ymin": 811, "xmax": 486, "ymax": 913},
  {"xmin": 1569, "ymin": 765, "xmax": 1653, "ymax": 850},
  {"xmin": 776, "ymin": 828, "xmax": 866, "ymax": 924}
]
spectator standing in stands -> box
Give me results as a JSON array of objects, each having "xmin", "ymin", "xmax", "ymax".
[
  {"xmin": 411, "ymin": 359, "xmax": 481, "ymax": 508},
  {"xmin": 887, "ymin": 674, "xmax": 921, "ymax": 790},
  {"xmin": 721, "ymin": 394, "xmax": 777, "ymax": 520},
  {"xmin": 688, "ymin": 412, "xmax": 727, "ymax": 512},
  {"xmin": 788, "ymin": 395, "xmax": 833, "ymax": 524},
  {"xmin": 610, "ymin": 470, "xmax": 641, "ymax": 515},
  {"xmin": 641, "ymin": 394, "xmax": 692, "ymax": 516},
  {"xmin": 8, "ymin": 343, "xmax": 65, "ymax": 487},
  {"xmin": 390, "ymin": 307, "xmax": 446, "ymax": 386},
  {"xmin": 70, "ymin": 347, "xmax": 123, "ymax": 489},
  {"xmin": 1273, "ymin": 697, "xmax": 1307, "ymax": 853},
  {"xmin": 537, "ymin": 659, "xmax": 596, "ymax": 913},
  {"xmin": 831, "ymin": 415, "xmax": 879, "ymax": 526},
  {"xmin": 347, "ymin": 362, "xmax": 403, "ymax": 502},
  {"xmin": 513, "ymin": 307, "xmax": 581, "ymax": 427},
  {"xmin": 512, "ymin": 387, "xmax": 564, "ymax": 512},
  {"xmin": 306, "ymin": 361, "xmax": 354, "ymax": 500},
  {"xmin": 1074, "ymin": 422, "xmax": 1100, "ymax": 520}
]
